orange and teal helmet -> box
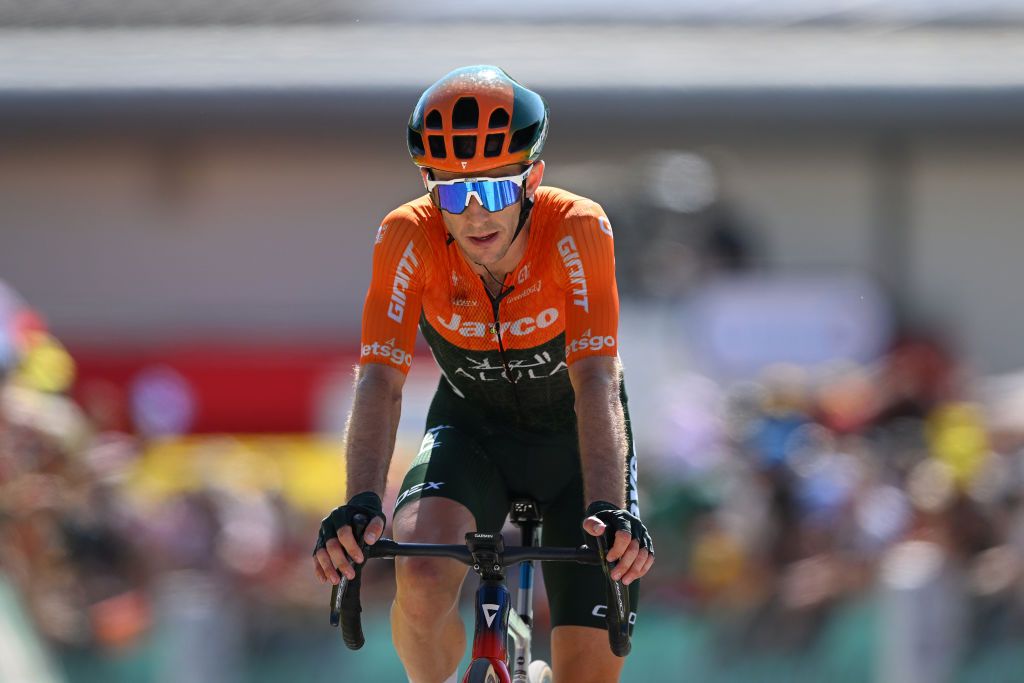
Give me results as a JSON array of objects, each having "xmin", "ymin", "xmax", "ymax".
[{"xmin": 407, "ymin": 65, "xmax": 549, "ymax": 174}]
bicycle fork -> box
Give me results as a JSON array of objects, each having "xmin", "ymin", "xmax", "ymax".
[{"xmin": 510, "ymin": 520, "xmax": 540, "ymax": 683}]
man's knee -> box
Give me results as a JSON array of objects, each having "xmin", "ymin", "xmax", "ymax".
[
  {"xmin": 393, "ymin": 496, "xmax": 476, "ymax": 544},
  {"xmin": 395, "ymin": 556, "xmax": 465, "ymax": 620},
  {"xmin": 392, "ymin": 497, "xmax": 475, "ymax": 624}
]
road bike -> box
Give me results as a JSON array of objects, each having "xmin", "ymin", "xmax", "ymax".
[{"xmin": 329, "ymin": 498, "xmax": 632, "ymax": 683}]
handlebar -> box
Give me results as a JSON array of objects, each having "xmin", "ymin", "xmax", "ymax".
[
  {"xmin": 328, "ymin": 532, "xmax": 632, "ymax": 657},
  {"xmin": 348, "ymin": 538, "xmax": 601, "ymax": 565}
]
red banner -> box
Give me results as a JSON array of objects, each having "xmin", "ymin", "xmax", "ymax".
[{"xmin": 69, "ymin": 344, "xmax": 360, "ymax": 434}]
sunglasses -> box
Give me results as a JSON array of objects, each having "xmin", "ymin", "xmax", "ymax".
[{"xmin": 425, "ymin": 167, "xmax": 531, "ymax": 215}]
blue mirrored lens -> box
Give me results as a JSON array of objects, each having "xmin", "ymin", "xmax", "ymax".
[
  {"xmin": 436, "ymin": 183, "xmax": 469, "ymax": 213},
  {"xmin": 436, "ymin": 179, "xmax": 522, "ymax": 214},
  {"xmin": 475, "ymin": 180, "xmax": 520, "ymax": 211}
]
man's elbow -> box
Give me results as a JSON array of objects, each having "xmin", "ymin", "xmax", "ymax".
[
  {"xmin": 354, "ymin": 363, "xmax": 405, "ymax": 403},
  {"xmin": 569, "ymin": 356, "xmax": 621, "ymax": 400}
]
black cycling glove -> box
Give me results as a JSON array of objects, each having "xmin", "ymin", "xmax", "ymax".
[
  {"xmin": 584, "ymin": 500, "xmax": 654, "ymax": 556},
  {"xmin": 313, "ymin": 491, "xmax": 387, "ymax": 557}
]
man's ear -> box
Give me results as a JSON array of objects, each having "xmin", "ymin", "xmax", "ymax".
[
  {"xmin": 422, "ymin": 168, "xmax": 442, "ymax": 209},
  {"xmin": 526, "ymin": 160, "xmax": 545, "ymax": 200}
]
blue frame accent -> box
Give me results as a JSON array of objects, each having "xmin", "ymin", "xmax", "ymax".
[
  {"xmin": 519, "ymin": 562, "xmax": 533, "ymax": 590},
  {"xmin": 476, "ymin": 582, "xmax": 510, "ymax": 639}
]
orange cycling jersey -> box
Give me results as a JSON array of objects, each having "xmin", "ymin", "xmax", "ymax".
[{"xmin": 360, "ymin": 186, "xmax": 620, "ymax": 433}]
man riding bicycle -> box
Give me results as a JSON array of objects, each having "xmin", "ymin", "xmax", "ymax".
[{"xmin": 313, "ymin": 65, "xmax": 655, "ymax": 683}]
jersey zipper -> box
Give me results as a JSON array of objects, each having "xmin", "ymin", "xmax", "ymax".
[{"xmin": 485, "ymin": 280, "xmax": 524, "ymax": 424}]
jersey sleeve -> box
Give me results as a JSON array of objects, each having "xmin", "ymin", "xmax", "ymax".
[
  {"xmin": 556, "ymin": 201, "xmax": 620, "ymax": 365},
  {"xmin": 359, "ymin": 212, "xmax": 428, "ymax": 374}
]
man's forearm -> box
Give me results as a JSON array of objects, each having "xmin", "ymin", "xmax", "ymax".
[
  {"xmin": 344, "ymin": 365, "xmax": 404, "ymax": 498},
  {"xmin": 572, "ymin": 360, "xmax": 628, "ymax": 508}
]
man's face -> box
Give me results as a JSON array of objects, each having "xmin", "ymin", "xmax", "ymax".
[{"xmin": 425, "ymin": 161, "xmax": 544, "ymax": 268}]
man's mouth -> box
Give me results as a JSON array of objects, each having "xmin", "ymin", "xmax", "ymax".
[{"xmin": 468, "ymin": 232, "xmax": 499, "ymax": 245}]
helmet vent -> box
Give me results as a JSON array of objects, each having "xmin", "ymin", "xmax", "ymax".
[
  {"xmin": 453, "ymin": 135, "xmax": 476, "ymax": 159},
  {"xmin": 408, "ymin": 130, "xmax": 425, "ymax": 156},
  {"xmin": 425, "ymin": 110, "xmax": 443, "ymax": 130},
  {"xmin": 428, "ymin": 135, "xmax": 447, "ymax": 159},
  {"xmin": 452, "ymin": 97, "xmax": 480, "ymax": 129},
  {"xmin": 488, "ymin": 109, "xmax": 510, "ymax": 128},
  {"xmin": 508, "ymin": 122, "xmax": 539, "ymax": 154},
  {"xmin": 484, "ymin": 133, "xmax": 505, "ymax": 157}
]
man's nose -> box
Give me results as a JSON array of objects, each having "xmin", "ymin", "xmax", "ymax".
[{"xmin": 463, "ymin": 195, "xmax": 489, "ymax": 221}]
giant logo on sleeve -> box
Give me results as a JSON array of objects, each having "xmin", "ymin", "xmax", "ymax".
[
  {"xmin": 557, "ymin": 236, "xmax": 589, "ymax": 313},
  {"xmin": 387, "ymin": 241, "xmax": 420, "ymax": 323}
]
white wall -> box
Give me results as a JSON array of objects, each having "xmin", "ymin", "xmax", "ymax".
[
  {"xmin": 1, "ymin": 135, "xmax": 421, "ymax": 342},
  {"xmin": 2, "ymin": 129, "xmax": 1023, "ymax": 373},
  {"xmin": 910, "ymin": 138, "xmax": 1024, "ymax": 373}
]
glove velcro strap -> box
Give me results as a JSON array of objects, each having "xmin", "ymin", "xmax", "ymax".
[{"xmin": 585, "ymin": 500, "xmax": 621, "ymax": 518}]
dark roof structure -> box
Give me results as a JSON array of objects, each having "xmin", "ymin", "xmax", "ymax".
[{"xmin": 2, "ymin": 18, "xmax": 1023, "ymax": 129}]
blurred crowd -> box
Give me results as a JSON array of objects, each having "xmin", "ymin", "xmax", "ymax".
[
  {"xmin": 0, "ymin": 379, "xmax": 341, "ymax": 682},
  {"xmin": 640, "ymin": 331, "xmax": 1024, "ymax": 680},
  {"xmin": 0, "ymin": 281, "xmax": 337, "ymax": 682},
  {"xmin": 5, "ymin": 262, "xmax": 1024, "ymax": 682}
]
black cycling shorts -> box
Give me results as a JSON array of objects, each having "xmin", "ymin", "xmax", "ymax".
[{"xmin": 394, "ymin": 378, "xmax": 640, "ymax": 632}]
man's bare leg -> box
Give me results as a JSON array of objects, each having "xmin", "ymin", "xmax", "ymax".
[
  {"xmin": 391, "ymin": 497, "xmax": 476, "ymax": 683},
  {"xmin": 551, "ymin": 625, "xmax": 627, "ymax": 683}
]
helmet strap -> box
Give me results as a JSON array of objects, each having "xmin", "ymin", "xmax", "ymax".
[{"xmin": 510, "ymin": 192, "xmax": 534, "ymax": 245}]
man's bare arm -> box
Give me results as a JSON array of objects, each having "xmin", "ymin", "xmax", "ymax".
[
  {"xmin": 313, "ymin": 362, "xmax": 405, "ymax": 584},
  {"xmin": 570, "ymin": 355, "xmax": 654, "ymax": 584},
  {"xmin": 569, "ymin": 355, "xmax": 628, "ymax": 508},
  {"xmin": 344, "ymin": 362, "xmax": 406, "ymax": 498}
]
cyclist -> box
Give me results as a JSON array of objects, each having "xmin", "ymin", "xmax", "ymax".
[{"xmin": 313, "ymin": 65, "xmax": 655, "ymax": 683}]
